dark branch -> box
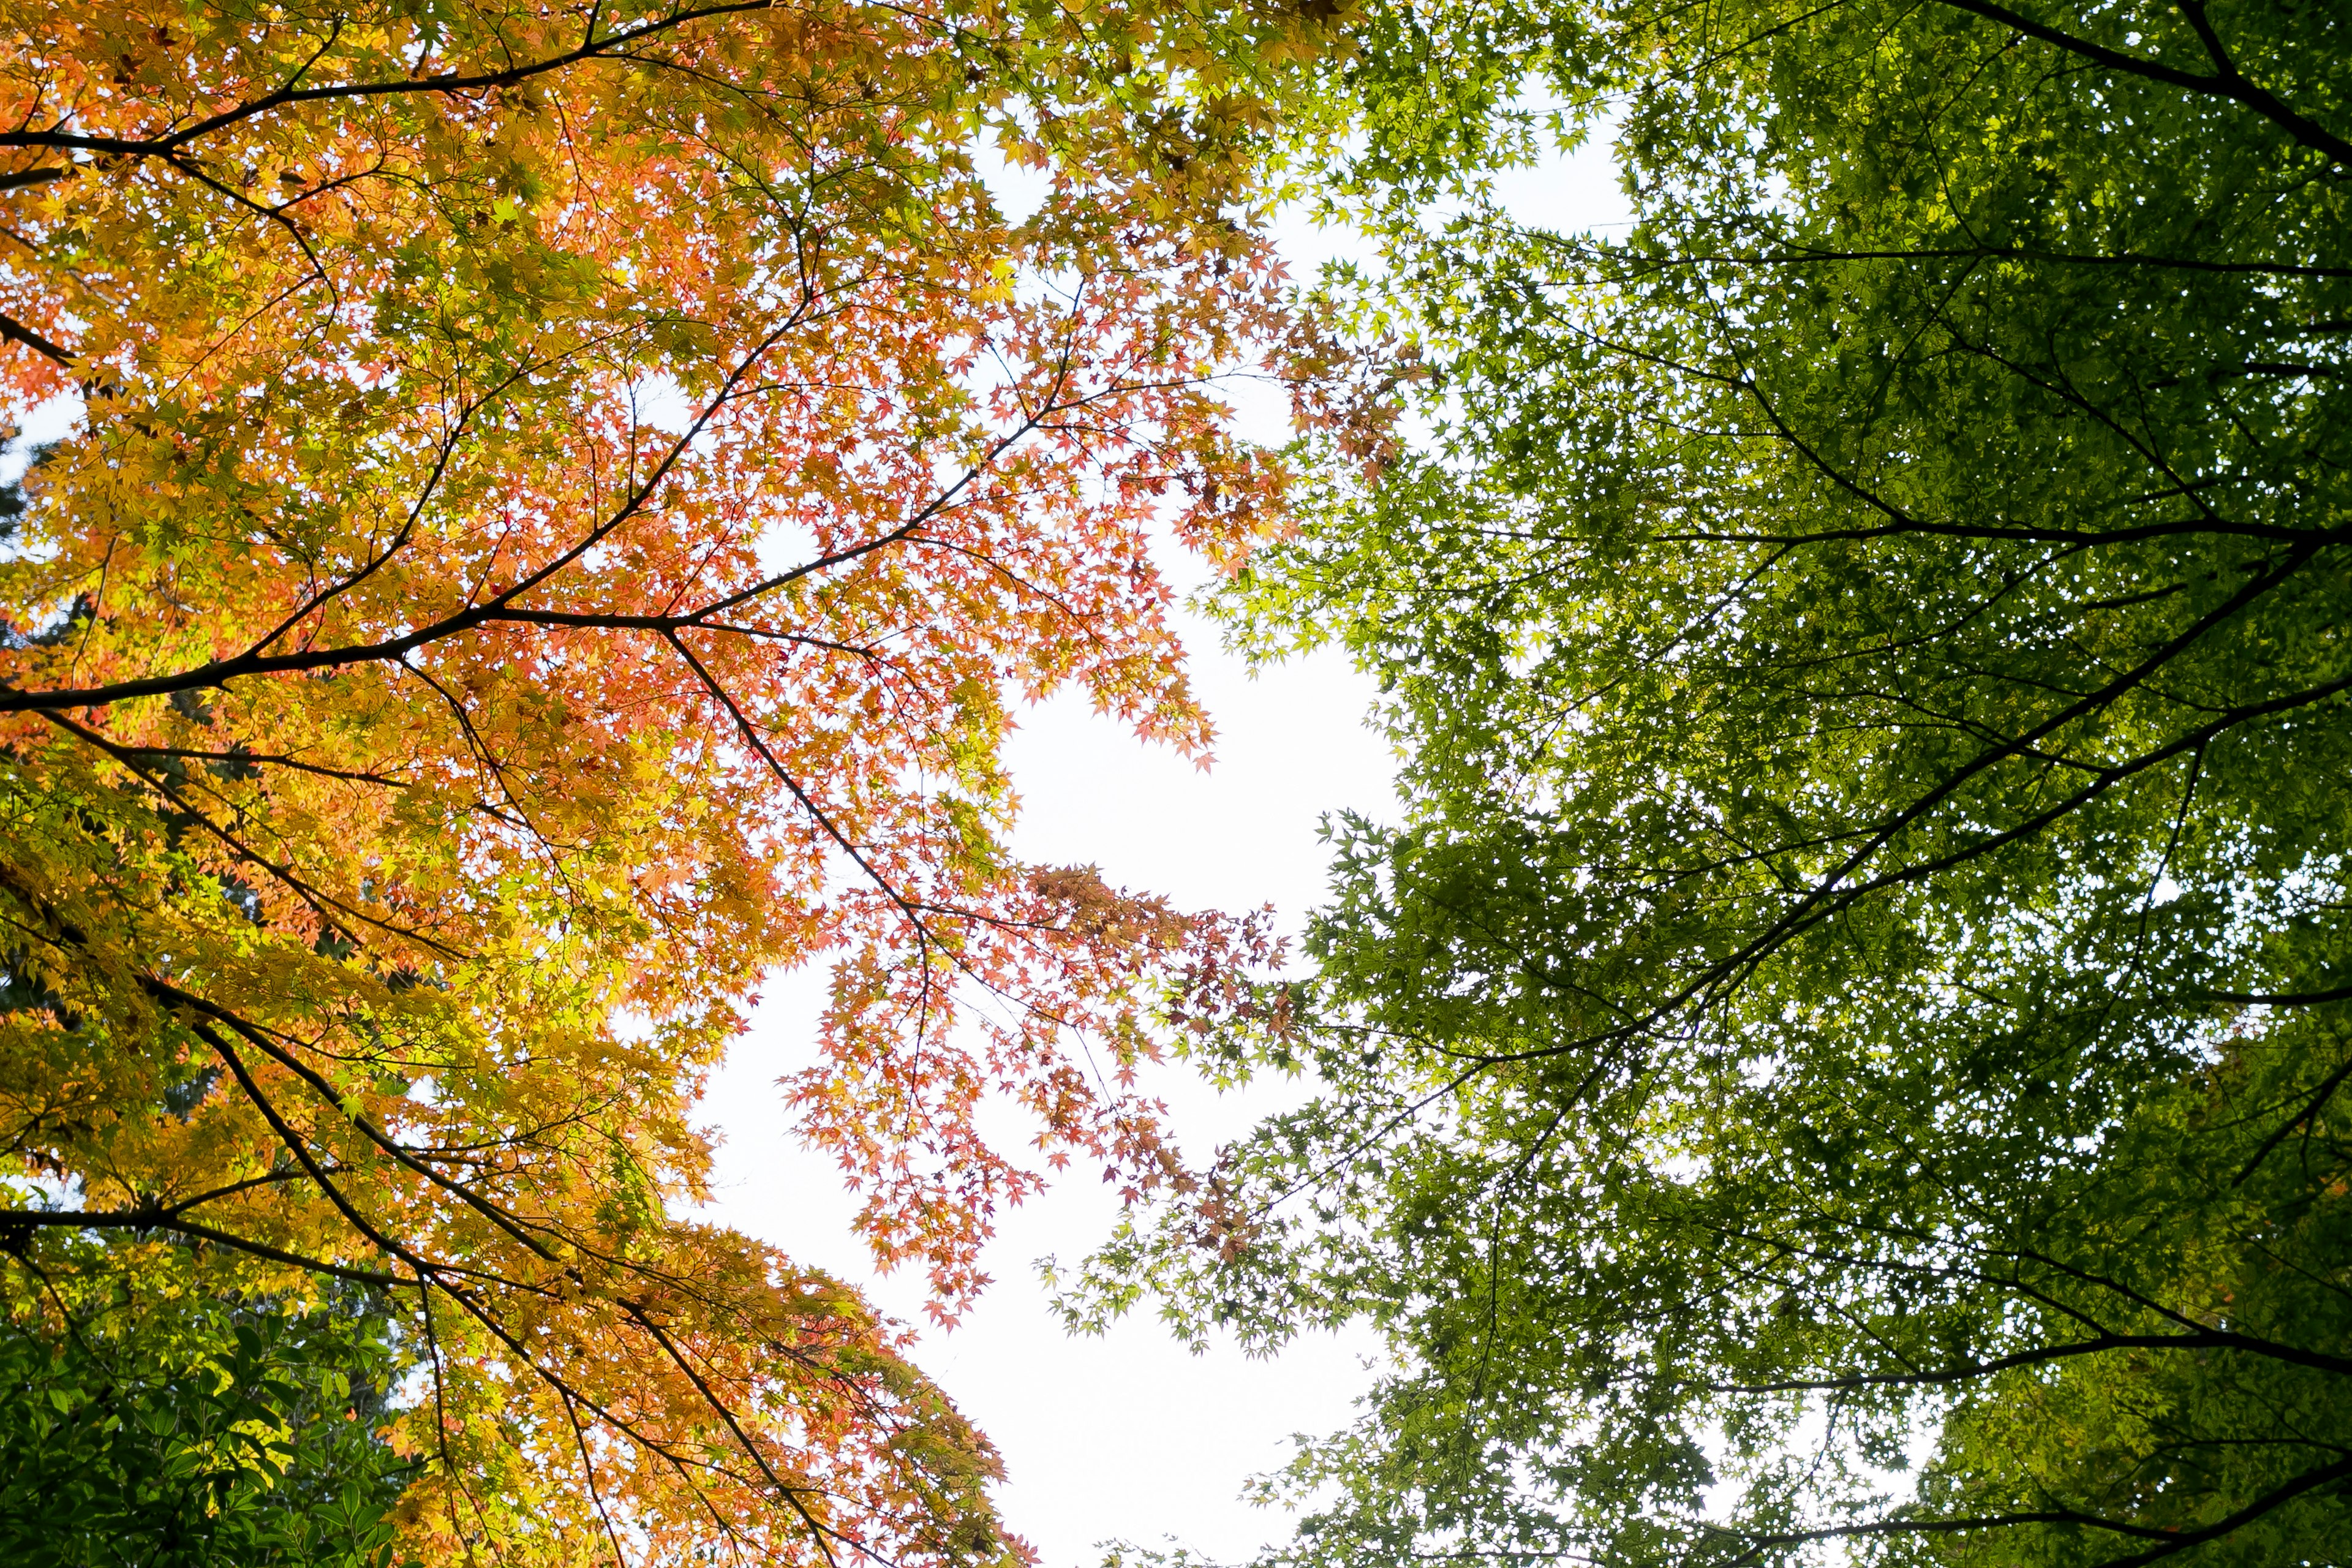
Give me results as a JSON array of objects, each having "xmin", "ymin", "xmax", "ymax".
[
  {"xmin": 1923, "ymin": 0, "xmax": 2351, "ymax": 167},
  {"xmin": 0, "ymin": 2, "xmax": 782, "ymax": 159},
  {"xmin": 0, "ymin": 309, "xmax": 71, "ymax": 366}
]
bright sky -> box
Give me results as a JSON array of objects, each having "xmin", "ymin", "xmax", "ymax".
[
  {"xmin": 700, "ymin": 135, "xmax": 1635, "ymax": 1568},
  {"xmin": 687, "ymin": 119, "xmax": 1637, "ymax": 1568},
  {"xmin": 694, "ymin": 153, "xmax": 1398, "ymax": 1568},
  {"xmin": 699, "ymin": 592, "xmax": 1399, "ymax": 1568}
]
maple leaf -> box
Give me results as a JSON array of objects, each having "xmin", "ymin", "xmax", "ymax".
[{"xmin": 0, "ymin": 0, "xmax": 1345, "ymax": 1560}]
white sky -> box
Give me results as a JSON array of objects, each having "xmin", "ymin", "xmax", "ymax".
[
  {"xmin": 701, "ymin": 133, "xmax": 1634, "ymax": 1568},
  {"xmin": 698, "ymin": 155, "xmax": 1396, "ymax": 1568},
  {"xmin": 698, "ymin": 596, "xmax": 1399, "ymax": 1568}
]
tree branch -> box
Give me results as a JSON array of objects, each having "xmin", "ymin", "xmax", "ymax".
[
  {"xmin": 0, "ymin": 2, "xmax": 784, "ymax": 159},
  {"xmin": 1924, "ymin": 0, "xmax": 2352, "ymax": 167}
]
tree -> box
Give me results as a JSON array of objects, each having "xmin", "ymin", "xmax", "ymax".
[
  {"xmin": 0, "ymin": 1, "xmax": 1341, "ymax": 1559},
  {"xmin": 0, "ymin": 1240, "xmax": 413, "ymax": 1568},
  {"xmin": 1068, "ymin": 1, "xmax": 2352, "ymax": 1564}
]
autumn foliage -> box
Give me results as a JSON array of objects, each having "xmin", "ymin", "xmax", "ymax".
[{"xmin": 0, "ymin": 0, "xmax": 1333, "ymax": 1559}]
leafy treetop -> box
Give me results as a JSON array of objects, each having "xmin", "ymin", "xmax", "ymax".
[
  {"xmin": 1068, "ymin": 1, "xmax": 2352, "ymax": 1565},
  {"xmin": 0, "ymin": 0, "xmax": 1356, "ymax": 1561}
]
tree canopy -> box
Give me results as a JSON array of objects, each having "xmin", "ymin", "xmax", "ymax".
[
  {"xmin": 1074, "ymin": 0, "xmax": 2352, "ymax": 1564},
  {"xmin": 0, "ymin": 1245, "xmax": 412, "ymax": 1568},
  {"xmin": 0, "ymin": 1, "xmax": 1347, "ymax": 1560}
]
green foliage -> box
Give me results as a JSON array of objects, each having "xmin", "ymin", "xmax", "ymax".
[
  {"xmin": 0, "ymin": 1242, "xmax": 413, "ymax": 1568},
  {"xmin": 1072, "ymin": 0, "xmax": 2352, "ymax": 1564}
]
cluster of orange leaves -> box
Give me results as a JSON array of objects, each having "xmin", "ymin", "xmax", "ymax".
[{"xmin": 0, "ymin": 0, "xmax": 1351, "ymax": 1562}]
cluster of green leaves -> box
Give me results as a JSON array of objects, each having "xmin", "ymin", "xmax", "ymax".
[
  {"xmin": 1072, "ymin": 1, "xmax": 2352, "ymax": 1564},
  {"xmin": 0, "ymin": 1240, "xmax": 413, "ymax": 1567}
]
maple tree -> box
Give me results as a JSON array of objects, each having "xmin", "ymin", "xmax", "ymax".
[
  {"xmin": 0, "ymin": 0, "xmax": 1344, "ymax": 1560},
  {"xmin": 1069, "ymin": 0, "xmax": 2352, "ymax": 1564}
]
